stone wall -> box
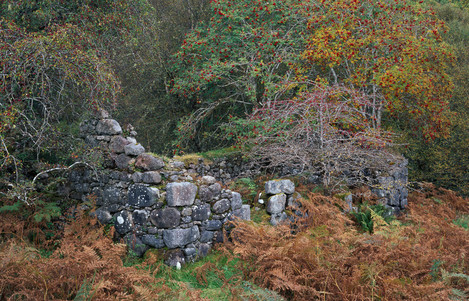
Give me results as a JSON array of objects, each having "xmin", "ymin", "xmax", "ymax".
[
  {"xmin": 63, "ymin": 115, "xmax": 250, "ymax": 265},
  {"xmin": 185, "ymin": 155, "xmax": 409, "ymax": 212}
]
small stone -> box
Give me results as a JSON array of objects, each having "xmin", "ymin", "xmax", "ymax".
[
  {"xmin": 183, "ymin": 248, "xmax": 197, "ymax": 257},
  {"xmin": 92, "ymin": 209, "xmax": 112, "ymax": 224},
  {"xmin": 132, "ymin": 172, "xmax": 143, "ymax": 183},
  {"xmin": 201, "ymin": 176, "xmax": 217, "ymax": 185},
  {"xmin": 109, "ymin": 135, "xmax": 131, "ymax": 153},
  {"xmin": 124, "ymin": 143, "xmax": 145, "ymax": 156},
  {"xmin": 270, "ymin": 212, "xmax": 288, "ymax": 226},
  {"xmin": 115, "ymin": 154, "xmax": 132, "ymax": 170},
  {"xmin": 96, "ymin": 119, "xmax": 122, "ymax": 135},
  {"xmin": 181, "ymin": 207, "xmax": 192, "ymax": 216},
  {"xmin": 142, "ymin": 171, "xmax": 162, "ymax": 184},
  {"xmin": 213, "ymin": 199, "xmax": 231, "ymax": 214},
  {"xmin": 209, "ymin": 183, "xmax": 222, "ymax": 196},
  {"xmin": 164, "ymin": 249, "xmax": 185, "ymax": 267},
  {"xmin": 135, "ymin": 153, "xmax": 165, "ymax": 171},
  {"xmin": 202, "ymin": 220, "xmax": 222, "ymax": 231},
  {"xmin": 267, "ymin": 194, "xmax": 286, "ymax": 214},
  {"xmin": 197, "ymin": 243, "xmax": 211, "ymax": 258},
  {"xmin": 200, "ymin": 230, "xmax": 214, "ymax": 243},
  {"xmin": 132, "ymin": 210, "xmax": 149, "ymax": 225},
  {"xmin": 141, "ymin": 235, "xmax": 165, "ymax": 248},
  {"xmin": 191, "ymin": 204, "xmax": 211, "ymax": 221}
]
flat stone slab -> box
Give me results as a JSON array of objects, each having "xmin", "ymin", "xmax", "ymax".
[
  {"xmin": 150, "ymin": 208, "xmax": 181, "ymax": 228},
  {"xmin": 265, "ymin": 180, "xmax": 295, "ymax": 195},
  {"xmin": 163, "ymin": 226, "xmax": 199, "ymax": 249},
  {"xmin": 166, "ymin": 182, "xmax": 197, "ymax": 206}
]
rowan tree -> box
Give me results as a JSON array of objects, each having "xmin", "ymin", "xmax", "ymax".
[
  {"xmin": 302, "ymin": 0, "xmax": 455, "ymax": 140},
  {"xmin": 170, "ymin": 0, "xmax": 313, "ymax": 151}
]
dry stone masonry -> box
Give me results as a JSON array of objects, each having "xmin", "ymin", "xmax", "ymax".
[
  {"xmin": 65, "ymin": 112, "xmax": 408, "ymax": 264},
  {"xmin": 65, "ymin": 115, "xmax": 250, "ymax": 266}
]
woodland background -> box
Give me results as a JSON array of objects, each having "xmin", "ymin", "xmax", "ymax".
[{"xmin": 0, "ymin": 0, "xmax": 468, "ymax": 300}]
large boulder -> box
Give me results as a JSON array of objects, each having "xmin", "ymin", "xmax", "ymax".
[
  {"xmin": 96, "ymin": 119, "xmax": 122, "ymax": 135},
  {"xmin": 265, "ymin": 180, "xmax": 295, "ymax": 195},
  {"xmin": 141, "ymin": 171, "xmax": 162, "ymax": 184},
  {"xmin": 166, "ymin": 182, "xmax": 197, "ymax": 206},
  {"xmin": 128, "ymin": 184, "xmax": 157, "ymax": 207},
  {"xmin": 150, "ymin": 208, "xmax": 181, "ymax": 228},
  {"xmin": 135, "ymin": 153, "xmax": 165, "ymax": 171}
]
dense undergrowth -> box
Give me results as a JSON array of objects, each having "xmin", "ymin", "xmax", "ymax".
[{"xmin": 0, "ymin": 183, "xmax": 467, "ymax": 300}]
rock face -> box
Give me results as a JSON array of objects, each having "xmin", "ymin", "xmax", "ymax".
[{"xmin": 166, "ymin": 182, "xmax": 197, "ymax": 206}]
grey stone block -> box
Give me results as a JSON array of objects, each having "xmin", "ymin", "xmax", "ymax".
[
  {"xmin": 166, "ymin": 182, "xmax": 197, "ymax": 206},
  {"xmin": 128, "ymin": 184, "xmax": 156, "ymax": 207},
  {"xmin": 213, "ymin": 199, "xmax": 230, "ymax": 214},
  {"xmin": 267, "ymin": 193, "xmax": 286, "ymax": 214},
  {"xmin": 124, "ymin": 143, "xmax": 145, "ymax": 156},
  {"xmin": 192, "ymin": 204, "xmax": 211, "ymax": 221},
  {"xmin": 231, "ymin": 192, "xmax": 242, "ymax": 210},
  {"xmin": 150, "ymin": 208, "xmax": 181, "ymax": 228},
  {"xmin": 135, "ymin": 153, "xmax": 165, "ymax": 171},
  {"xmin": 96, "ymin": 119, "xmax": 122, "ymax": 135},
  {"xmin": 265, "ymin": 180, "xmax": 295, "ymax": 195}
]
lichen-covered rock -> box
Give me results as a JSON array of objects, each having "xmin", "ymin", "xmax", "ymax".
[
  {"xmin": 192, "ymin": 204, "xmax": 211, "ymax": 221},
  {"xmin": 231, "ymin": 192, "xmax": 242, "ymax": 210},
  {"xmin": 233, "ymin": 205, "xmax": 251, "ymax": 221},
  {"xmin": 265, "ymin": 179, "xmax": 295, "ymax": 195},
  {"xmin": 128, "ymin": 184, "xmax": 156, "ymax": 207},
  {"xmin": 109, "ymin": 135, "xmax": 130, "ymax": 153},
  {"xmin": 114, "ymin": 211, "xmax": 133, "ymax": 234},
  {"xmin": 124, "ymin": 143, "xmax": 145, "ymax": 156},
  {"xmin": 200, "ymin": 230, "xmax": 214, "ymax": 243},
  {"xmin": 141, "ymin": 234, "xmax": 165, "ymax": 248},
  {"xmin": 132, "ymin": 209, "xmax": 149, "ymax": 225},
  {"xmin": 150, "ymin": 208, "xmax": 181, "ymax": 228},
  {"xmin": 202, "ymin": 220, "xmax": 222, "ymax": 231},
  {"xmin": 96, "ymin": 119, "xmax": 122, "ymax": 135},
  {"xmin": 163, "ymin": 228, "xmax": 196, "ymax": 249},
  {"xmin": 135, "ymin": 153, "xmax": 165, "ymax": 171},
  {"xmin": 166, "ymin": 182, "xmax": 197, "ymax": 206},
  {"xmin": 209, "ymin": 183, "xmax": 222, "ymax": 196},
  {"xmin": 213, "ymin": 199, "xmax": 230, "ymax": 214},
  {"xmin": 97, "ymin": 187, "xmax": 123, "ymax": 206},
  {"xmin": 266, "ymin": 193, "xmax": 286, "ymax": 214},
  {"xmin": 142, "ymin": 171, "xmax": 161, "ymax": 184}
]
